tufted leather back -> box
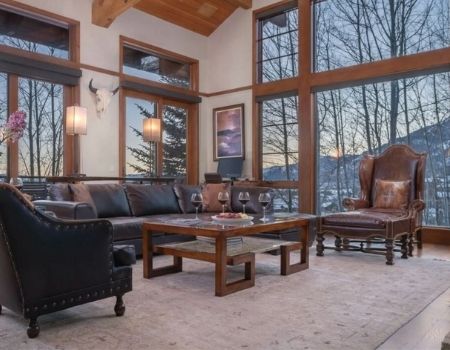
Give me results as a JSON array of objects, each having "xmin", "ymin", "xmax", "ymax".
[{"xmin": 358, "ymin": 145, "xmax": 426, "ymax": 206}]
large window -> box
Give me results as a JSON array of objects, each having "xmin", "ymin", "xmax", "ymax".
[
  {"xmin": 18, "ymin": 77, "xmax": 64, "ymax": 177},
  {"xmin": 124, "ymin": 94, "xmax": 187, "ymax": 178},
  {"xmin": 122, "ymin": 42, "xmax": 193, "ymax": 89},
  {"xmin": 257, "ymin": 5, "xmax": 298, "ymax": 83},
  {"xmin": 318, "ymin": 72, "xmax": 450, "ymax": 226},
  {"xmin": 315, "ymin": 0, "xmax": 450, "ymax": 71},
  {"xmin": 0, "ymin": 6, "xmax": 70, "ymax": 59}
]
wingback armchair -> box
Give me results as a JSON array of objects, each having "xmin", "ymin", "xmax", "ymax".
[
  {"xmin": 317, "ymin": 144, "xmax": 427, "ymax": 265},
  {"xmin": 0, "ymin": 184, "xmax": 132, "ymax": 338}
]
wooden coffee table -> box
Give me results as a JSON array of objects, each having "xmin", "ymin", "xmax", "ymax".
[{"xmin": 142, "ymin": 213, "xmax": 314, "ymax": 296}]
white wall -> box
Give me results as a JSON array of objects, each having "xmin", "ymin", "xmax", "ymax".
[{"xmin": 15, "ymin": 0, "xmax": 279, "ymax": 179}]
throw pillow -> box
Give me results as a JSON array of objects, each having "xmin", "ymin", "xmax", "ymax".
[
  {"xmin": 201, "ymin": 183, "xmax": 231, "ymax": 212},
  {"xmin": 173, "ymin": 184, "xmax": 202, "ymax": 214},
  {"xmin": 86, "ymin": 184, "xmax": 131, "ymax": 218},
  {"xmin": 48, "ymin": 183, "xmax": 72, "ymax": 201},
  {"xmin": 69, "ymin": 183, "xmax": 98, "ymax": 217},
  {"xmin": 373, "ymin": 179, "xmax": 411, "ymax": 209}
]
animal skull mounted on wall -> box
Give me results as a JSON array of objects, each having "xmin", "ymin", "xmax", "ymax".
[{"xmin": 89, "ymin": 79, "xmax": 119, "ymax": 116}]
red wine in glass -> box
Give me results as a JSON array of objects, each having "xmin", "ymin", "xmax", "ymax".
[
  {"xmin": 191, "ymin": 193, "xmax": 203, "ymax": 220},
  {"xmin": 238, "ymin": 192, "xmax": 250, "ymax": 214},
  {"xmin": 258, "ymin": 193, "xmax": 271, "ymax": 221}
]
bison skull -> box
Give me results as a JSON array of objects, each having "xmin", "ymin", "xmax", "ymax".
[{"xmin": 89, "ymin": 79, "xmax": 119, "ymax": 115}]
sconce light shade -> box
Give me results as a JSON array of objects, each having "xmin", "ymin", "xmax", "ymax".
[
  {"xmin": 66, "ymin": 105, "xmax": 87, "ymax": 135},
  {"xmin": 143, "ymin": 118, "xmax": 161, "ymax": 142}
]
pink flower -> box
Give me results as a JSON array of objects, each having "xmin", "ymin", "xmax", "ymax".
[{"xmin": 0, "ymin": 111, "xmax": 27, "ymax": 144}]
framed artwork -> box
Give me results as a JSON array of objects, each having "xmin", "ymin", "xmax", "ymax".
[{"xmin": 213, "ymin": 104, "xmax": 245, "ymax": 160}]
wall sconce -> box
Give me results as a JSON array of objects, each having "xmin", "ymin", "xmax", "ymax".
[
  {"xmin": 143, "ymin": 117, "xmax": 161, "ymax": 142},
  {"xmin": 66, "ymin": 105, "xmax": 87, "ymax": 135}
]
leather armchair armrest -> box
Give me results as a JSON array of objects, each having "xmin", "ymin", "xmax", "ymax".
[
  {"xmin": 342, "ymin": 198, "xmax": 370, "ymax": 211},
  {"xmin": 33, "ymin": 200, "xmax": 96, "ymax": 220},
  {"xmin": 408, "ymin": 199, "xmax": 425, "ymax": 216}
]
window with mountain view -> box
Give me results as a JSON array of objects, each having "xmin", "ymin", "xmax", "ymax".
[
  {"xmin": 257, "ymin": 5, "xmax": 298, "ymax": 83},
  {"xmin": 315, "ymin": 0, "xmax": 450, "ymax": 72},
  {"xmin": 123, "ymin": 45, "xmax": 191, "ymax": 89},
  {"xmin": 261, "ymin": 94, "xmax": 299, "ymax": 211},
  {"xmin": 318, "ymin": 72, "xmax": 450, "ymax": 226}
]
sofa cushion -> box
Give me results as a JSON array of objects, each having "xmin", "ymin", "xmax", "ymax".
[
  {"xmin": 373, "ymin": 179, "xmax": 411, "ymax": 209},
  {"xmin": 48, "ymin": 183, "xmax": 72, "ymax": 201},
  {"xmin": 69, "ymin": 183, "xmax": 98, "ymax": 218},
  {"xmin": 231, "ymin": 186, "xmax": 274, "ymax": 214},
  {"xmin": 173, "ymin": 184, "xmax": 202, "ymax": 214},
  {"xmin": 125, "ymin": 184, "xmax": 180, "ymax": 216},
  {"xmin": 86, "ymin": 184, "xmax": 131, "ymax": 218},
  {"xmin": 201, "ymin": 183, "xmax": 230, "ymax": 212},
  {"xmin": 322, "ymin": 209, "xmax": 405, "ymax": 229}
]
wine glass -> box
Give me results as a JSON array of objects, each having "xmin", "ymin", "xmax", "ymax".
[
  {"xmin": 190, "ymin": 193, "xmax": 203, "ymax": 220},
  {"xmin": 258, "ymin": 192, "xmax": 271, "ymax": 222},
  {"xmin": 218, "ymin": 191, "xmax": 229, "ymax": 214},
  {"xmin": 10, "ymin": 177, "xmax": 24, "ymax": 191},
  {"xmin": 238, "ymin": 191, "xmax": 250, "ymax": 214}
]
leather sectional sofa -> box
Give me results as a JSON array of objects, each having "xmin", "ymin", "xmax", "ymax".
[{"xmin": 34, "ymin": 183, "xmax": 274, "ymax": 255}]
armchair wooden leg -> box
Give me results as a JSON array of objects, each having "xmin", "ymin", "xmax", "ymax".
[
  {"xmin": 400, "ymin": 235, "xmax": 408, "ymax": 259},
  {"xmin": 114, "ymin": 295, "xmax": 125, "ymax": 317},
  {"xmin": 27, "ymin": 317, "xmax": 40, "ymax": 338},
  {"xmin": 385, "ymin": 239, "xmax": 394, "ymax": 265},
  {"xmin": 408, "ymin": 234, "xmax": 414, "ymax": 257},
  {"xmin": 316, "ymin": 233, "xmax": 325, "ymax": 256},
  {"xmin": 334, "ymin": 236, "xmax": 342, "ymax": 251}
]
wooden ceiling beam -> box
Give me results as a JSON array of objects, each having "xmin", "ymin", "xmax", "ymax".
[
  {"xmin": 92, "ymin": 0, "xmax": 142, "ymax": 28},
  {"xmin": 223, "ymin": 0, "xmax": 252, "ymax": 9}
]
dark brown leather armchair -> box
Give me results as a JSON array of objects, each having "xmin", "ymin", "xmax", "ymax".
[
  {"xmin": 0, "ymin": 184, "xmax": 132, "ymax": 338},
  {"xmin": 317, "ymin": 144, "xmax": 427, "ymax": 265}
]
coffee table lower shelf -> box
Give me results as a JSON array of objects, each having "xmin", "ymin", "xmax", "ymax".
[{"xmin": 149, "ymin": 237, "xmax": 305, "ymax": 296}]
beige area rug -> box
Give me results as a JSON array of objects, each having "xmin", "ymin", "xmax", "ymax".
[{"xmin": 1, "ymin": 250, "xmax": 450, "ymax": 350}]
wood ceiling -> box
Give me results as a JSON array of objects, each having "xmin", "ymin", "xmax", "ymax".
[{"xmin": 92, "ymin": 0, "xmax": 252, "ymax": 36}]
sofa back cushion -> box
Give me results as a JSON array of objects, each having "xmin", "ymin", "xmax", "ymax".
[
  {"xmin": 173, "ymin": 184, "xmax": 202, "ymax": 214},
  {"xmin": 231, "ymin": 186, "xmax": 274, "ymax": 214},
  {"xmin": 125, "ymin": 184, "xmax": 180, "ymax": 216},
  {"xmin": 70, "ymin": 183, "xmax": 131, "ymax": 218},
  {"xmin": 48, "ymin": 183, "xmax": 71, "ymax": 201},
  {"xmin": 69, "ymin": 183, "xmax": 98, "ymax": 218},
  {"xmin": 201, "ymin": 183, "xmax": 231, "ymax": 212}
]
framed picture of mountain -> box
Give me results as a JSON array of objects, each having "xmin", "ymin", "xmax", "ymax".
[{"xmin": 213, "ymin": 104, "xmax": 245, "ymax": 160}]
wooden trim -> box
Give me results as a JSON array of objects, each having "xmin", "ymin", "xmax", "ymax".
[
  {"xmin": 422, "ymin": 227, "xmax": 450, "ymax": 245},
  {"xmin": 200, "ymin": 85, "xmax": 252, "ymax": 97},
  {"xmin": 121, "ymin": 79, "xmax": 201, "ymax": 104},
  {"xmin": 187, "ymin": 103, "xmax": 199, "ymax": 184},
  {"xmin": 0, "ymin": 48, "xmax": 81, "ymax": 86},
  {"xmin": 311, "ymin": 46, "xmax": 450, "ymax": 92},
  {"xmin": 63, "ymin": 85, "xmax": 77, "ymax": 175},
  {"xmin": 298, "ymin": 0, "xmax": 314, "ymax": 214},
  {"xmin": 118, "ymin": 88, "xmax": 125, "ymax": 176},
  {"xmin": 254, "ymin": 0, "xmax": 297, "ymax": 18},
  {"xmin": 0, "ymin": 0, "xmax": 80, "ymax": 27},
  {"xmin": 120, "ymin": 35, "xmax": 199, "ymax": 65},
  {"xmin": 253, "ymin": 78, "xmax": 298, "ymax": 98},
  {"xmin": 80, "ymin": 63, "xmax": 120, "ymax": 77}
]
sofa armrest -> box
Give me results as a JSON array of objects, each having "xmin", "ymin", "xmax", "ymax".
[
  {"xmin": 342, "ymin": 197, "xmax": 370, "ymax": 211},
  {"xmin": 33, "ymin": 200, "xmax": 97, "ymax": 220}
]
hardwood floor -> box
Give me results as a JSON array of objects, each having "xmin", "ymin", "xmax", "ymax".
[{"xmin": 377, "ymin": 244, "xmax": 450, "ymax": 350}]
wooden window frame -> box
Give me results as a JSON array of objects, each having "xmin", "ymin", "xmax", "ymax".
[
  {"xmin": 119, "ymin": 36, "xmax": 199, "ymax": 94},
  {"xmin": 253, "ymin": 0, "xmax": 450, "ymax": 226},
  {"xmin": 119, "ymin": 89, "xmax": 198, "ymax": 184},
  {"xmin": 0, "ymin": 1, "xmax": 81, "ymax": 179}
]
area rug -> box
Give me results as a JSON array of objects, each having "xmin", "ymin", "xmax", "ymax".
[{"xmin": 1, "ymin": 250, "xmax": 450, "ymax": 350}]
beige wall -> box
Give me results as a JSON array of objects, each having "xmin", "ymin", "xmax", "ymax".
[{"xmin": 15, "ymin": 0, "xmax": 279, "ymax": 179}]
